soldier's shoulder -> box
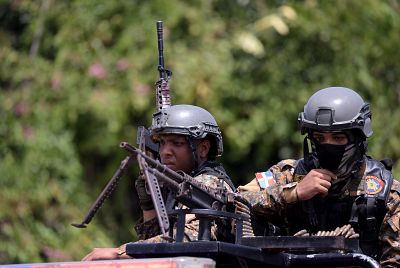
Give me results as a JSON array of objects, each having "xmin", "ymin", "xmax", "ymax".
[
  {"xmin": 269, "ymin": 159, "xmax": 297, "ymax": 175},
  {"xmin": 275, "ymin": 159, "xmax": 297, "ymax": 170},
  {"xmin": 196, "ymin": 173, "xmax": 218, "ymax": 180},
  {"xmin": 194, "ymin": 173, "xmax": 233, "ymax": 191},
  {"xmin": 252, "ymin": 159, "xmax": 297, "ymax": 186}
]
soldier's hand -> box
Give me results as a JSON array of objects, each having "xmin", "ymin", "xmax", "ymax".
[
  {"xmin": 81, "ymin": 247, "xmax": 129, "ymax": 261},
  {"xmin": 296, "ymin": 169, "xmax": 336, "ymax": 200},
  {"xmin": 135, "ymin": 174, "xmax": 154, "ymax": 211}
]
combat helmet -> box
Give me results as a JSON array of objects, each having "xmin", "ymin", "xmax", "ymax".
[
  {"xmin": 150, "ymin": 104, "xmax": 223, "ymax": 158},
  {"xmin": 298, "ymin": 87, "xmax": 372, "ymax": 179},
  {"xmin": 298, "ymin": 87, "xmax": 372, "ymax": 138}
]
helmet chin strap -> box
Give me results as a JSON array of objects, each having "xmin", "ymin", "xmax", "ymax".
[
  {"xmin": 303, "ymin": 136, "xmax": 314, "ymax": 170},
  {"xmin": 186, "ymin": 136, "xmax": 199, "ymax": 174}
]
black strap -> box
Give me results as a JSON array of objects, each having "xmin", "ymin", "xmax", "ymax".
[
  {"xmin": 303, "ymin": 199, "xmax": 319, "ymax": 229},
  {"xmin": 165, "ymin": 190, "xmax": 177, "ymax": 213},
  {"xmin": 357, "ymin": 196, "xmax": 379, "ymax": 258},
  {"xmin": 365, "ymin": 197, "xmax": 377, "ymax": 240},
  {"xmin": 348, "ymin": 197, "xmax": 359, "ymax": 226}
]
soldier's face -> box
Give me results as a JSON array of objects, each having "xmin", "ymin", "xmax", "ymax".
[
  {"xmin": 312, "ymin": 131, "xmax": 348, "ymax": 145},
  {"xmin": 159, "ymin": 134, "xmax": 194, "ymax": 173}
]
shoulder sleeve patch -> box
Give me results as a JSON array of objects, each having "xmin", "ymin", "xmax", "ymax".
[
  {"xmin": 365, "ymin": 175, "xmax": 384, "ymax": 195},
  {"xmin": 255, "ymin": 170, "xmax": 275, "ymax": 189}
]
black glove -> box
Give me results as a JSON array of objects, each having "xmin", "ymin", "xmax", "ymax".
[{"xmin": 135, "ymin": 174, "xmax": 154, "ymax": 211}]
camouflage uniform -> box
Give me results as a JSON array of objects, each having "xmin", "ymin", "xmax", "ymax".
[
  {"xmin": 134, "ymin": 160, "xmax": 235, "ymax": 243},
  {"xmin": 238, "ymin": 158, "xmax": 400, "ymax": 267}
]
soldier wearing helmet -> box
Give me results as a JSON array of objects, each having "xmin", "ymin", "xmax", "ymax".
[
  {"xmin": 134, "ymin": 104, "xmax": 235, "ymax": 238},
  {"xmin": 150, "ymin": 104, "xmax": 225, "ymax": 169},
  {"xmin": 239, "ymin": 87, "xmax": 400, "ymax": 267},
  {"xmin": 83, "ymin": 104, "xmax": 235, "ymax": 261}
]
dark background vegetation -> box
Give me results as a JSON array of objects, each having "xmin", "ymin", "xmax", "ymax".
[{"xmin": 1, "ymin": 0, "xmax": 400, "ymax": 263}]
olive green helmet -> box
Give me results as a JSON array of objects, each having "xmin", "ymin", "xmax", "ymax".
[{"xmin": 150, "ymin": 104, "xmax": 223, "ymax": 157}]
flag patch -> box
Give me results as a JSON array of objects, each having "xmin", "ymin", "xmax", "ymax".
[{"xmin": 255, "ymin": 170, "xmax": 275, "ymax": 189}]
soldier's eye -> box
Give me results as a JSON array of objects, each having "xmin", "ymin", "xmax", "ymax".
[
  {"xmin": 333, "ymin": 135, "xmax": 348, "ymax": 144},
  {"xmin": 313, "ymin": 136, "xmax": 324, "ymax": 143},
  {"xmin": 173, "ymin": 141, "xmax": 184, "ymax": 146}
]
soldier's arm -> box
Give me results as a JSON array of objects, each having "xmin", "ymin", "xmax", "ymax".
[
  {"xmin": 82, "ymin": 244, "xmax": 130, "ymax": 261},
  {"xmin": 134, "ymin": 217, "xmax": 161, "ymax": 240},
  {"xmin": 238, "ymin": 159, "xmax": 337, "ymax": 214},
  {"xmin": 238, "ymin": 159, "xmax": 298, "ymax": 215},
  {"xmin": 379, "ymin": 179, "xmax": 400, "ymax": 267},
  {"xmin": 133, "ymin": 173, "xmax": 162, "ymax": 240}
]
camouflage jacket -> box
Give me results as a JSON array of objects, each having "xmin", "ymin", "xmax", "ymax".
[
  {"xmin": 238, "ymin": 158, "xmax": 400, "ymax": 268},
  {"xmin": 134, "ymin": 161, "xmax": 235, "ymax": 243}
]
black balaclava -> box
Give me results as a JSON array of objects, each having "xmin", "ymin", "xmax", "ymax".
[{"xmin": 310, "ymin": 130, "xmax": 365, "ymax": 182}]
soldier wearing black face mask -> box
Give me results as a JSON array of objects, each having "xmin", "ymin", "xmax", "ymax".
[{"xmin": 238, "ymin": 87, "xmax": 400, "ymax": 267}]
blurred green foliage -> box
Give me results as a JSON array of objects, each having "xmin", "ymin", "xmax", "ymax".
[{"xmin": 1, "ymin": 0, "xmax": 400, "ymax": 264}]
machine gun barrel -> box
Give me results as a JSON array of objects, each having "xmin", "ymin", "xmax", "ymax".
[
  {"xmin": 157, "ymin": 21, "xmax": 166, "ymax": 79},
  {"xmin": 155, "ymin": 20, "xmax": 171, "ymax": 111}
]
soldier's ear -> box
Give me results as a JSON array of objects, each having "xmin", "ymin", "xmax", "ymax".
[{"xmin": 197, "ymin": 139, "xmax": 211, "ymax": 159}]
